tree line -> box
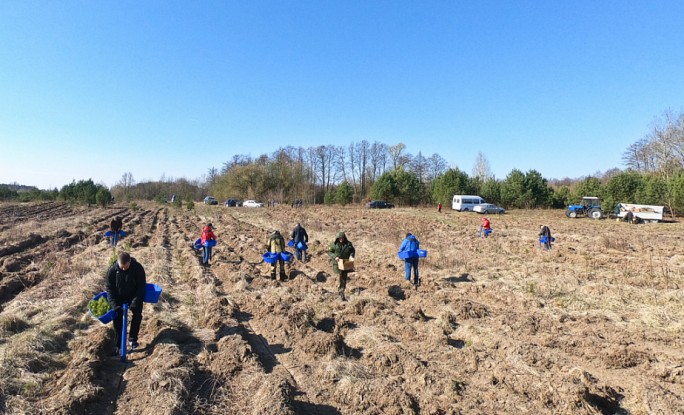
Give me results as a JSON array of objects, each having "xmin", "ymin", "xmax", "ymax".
[
  {"xmin": 0, "ymin": 179, "xmax": 112, "ymax": 206},
  {"xmin": 4, "ymin": 110, "xmax": 684, "ymax": 214},
  {"xmin": 109, "ymin": 173, "xmax": 205, "ymax": 204},
  {"xmin": 204, "ymin": 110, "xmax": 684, "ymax": 215}
]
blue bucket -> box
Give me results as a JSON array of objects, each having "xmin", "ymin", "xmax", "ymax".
[
  {"xmin": 417, "ymin": 249, "xmax": 428, "ymax": 258},
  {"xmin": 263, "ymin": 252, "xmax": 279, "ymax": 264},
  {"xmin": 104, "ymin": 231, "xmax": 113, "ymax": 237},
  {"xmin": 194, "ymin": 238, "xmax": 202, "ymax": 250},
  {"xmin": 483, "ymin": 229, "xmax": 492, "ymax": 236},
  {"xmin": 118, "ymin": 230, "xmax": 127, "ymax": 237},
  {"xmin": 204, "ymin": 240, "xmax": 217, "ymax": 247},
  {"xmin": 89, "ymin": 291, "xmax": 116, "ymax": 324},
  {"xmin": 296, "ymin": 241, "xmax": 308, "ymax": 251},
  {"xmin": 398, "ymin": 250, "xmax": 418, "ymax": 259},
  {"xmin": 144, "ymin": 283, "xmax": 162, "ymax": 303},
  {"xmin": 288, "ymin": 239, "xmax": 294, "ymax": 247},
  {"xmin": 280, "ymin": 251, "xmax": 293, "ymax": 262}
]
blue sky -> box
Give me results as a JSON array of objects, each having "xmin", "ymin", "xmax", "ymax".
[{"xmin": 1, "ymin": 1, "xmax": 683, "ymax": 189}]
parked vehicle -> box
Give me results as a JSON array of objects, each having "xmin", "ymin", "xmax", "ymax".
[
  {"xmin": 203, "ymin": 196, "xmax": 219, "ymax": 205},
  {"xmin": 613, "ymin": 203, "xmax": 664, "ymax": 223},
  {"xmin": 452, "ymin": 195, "xmax": 485, "ymax": 212},
  {"xmin": 473, "ymin": 203, "xmax": 505, "ymax": 214},
  {"xmin": 243, "ymin": 200, "xmax": 264, "ymax": 208},
  {"xmin": 566, "ymin": 196, "xmax": 603, "ymax": 219},
  {"xmin": 366, "ymin": 200, "xmax": 395, "ymax": 209},
  {"xmin": 224, "ymin": 199, "xmax": 241, "ymax": 207}
]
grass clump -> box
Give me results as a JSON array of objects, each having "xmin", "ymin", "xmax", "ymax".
[{"xmin": 0, "ymin": 314, "xmax": 30, "ymax": 335}]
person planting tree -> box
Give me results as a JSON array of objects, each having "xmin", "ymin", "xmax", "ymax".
[
  {"xmin": 200, "ymin": 223, "xmax": 216, "ymax": 266},
  {"xmin": 267, "ymin": 230, "xmax": 287, "ymax": 281},
  {"xmin": 291, "ymin": 222, "xmax": 309, "ymax": 262},
  {"xmin": 399, "ymin": 232, "xmax": 420, "ymax": 290},
  {"xmin": 105, "ymin": 252, "xmax": 146, "ymax": 356},
  {"xmin": 328, "ymin": 231, "xmax": 355, "ymax": 301}
]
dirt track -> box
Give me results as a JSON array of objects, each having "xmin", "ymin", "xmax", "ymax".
[{"xmin": 1, "ymin": 201, "xmax": 683, "ymax": 414}]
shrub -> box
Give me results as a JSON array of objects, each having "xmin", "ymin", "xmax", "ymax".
[{"xmin": 96, "ymin": 188, "xmax": 112, "ymax": 207}]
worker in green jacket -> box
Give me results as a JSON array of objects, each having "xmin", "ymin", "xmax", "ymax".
[
  {"xmin": 267, "ymin": 230, "xmax": 287, "ymax": 281},
  {"xmin": 328, "ymin": 231, "xmax": 355, "ymax": 301}
]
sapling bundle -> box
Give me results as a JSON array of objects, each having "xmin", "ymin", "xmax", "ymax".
[{"xmin": 88, "ymin": 296, "xmax": 111, "ymax": 317}]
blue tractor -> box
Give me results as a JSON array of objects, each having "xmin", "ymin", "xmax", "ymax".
[{"xmin": 566, "ymin": 197, "xmax": 604, "ymax": 219}]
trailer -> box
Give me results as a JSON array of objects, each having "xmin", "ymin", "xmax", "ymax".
[{"xmin": 614, "ymin": 203, "xmax": 664, "ymax": 223}]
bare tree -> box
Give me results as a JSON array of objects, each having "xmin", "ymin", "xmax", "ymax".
[
  {"xmin": 624, "ymin": 110, "xmax": 684, "ymax": 174},
  {"xmin": 207, "ymin": 167, "xmax": 219, "ymax": 186},
  {"xmin": 389, "ymin": 143, "xmax": 407, "ymax": 170},
  {"xmin": 412, "ymin": 151, "xmax": 428, "ymax": 183},
  {"xmin": 355, "ymin": 140, "xmax": 370, "ymax": 196},
  {"xmin": 347, "ymin": 142, "xmax": 357, "ymax": 189},
  {"xmin": 426, "ymin": 153, "xmax": 448, "ymax": 182},
  {"xmin": 370, "ymin": 141, "xmax": 388, "ymax": 181},
  {"xmin": 306, "ymin": 147, "xmax": 321, "ymax": 203},
  {"xmin": 337, "ymin": 145, "xmax": 349, "ymax": 183},
  {"xmin": 622, "ymin": 140, "xmax": 647, "ymax": 171},
  {"xmin": 329, "ymin": 146, "xmax": 344, "ymax": 188},
  {"xmin": 472, "ymin": 152, "xmax": 493, "ymax": 182},
  {"xmin": 118, "ymin": 172, "xmax": 135, "ymax": 201},
  {"xmin": 313, "ymin": 145, "xmax": 342, "ymax": 192}
]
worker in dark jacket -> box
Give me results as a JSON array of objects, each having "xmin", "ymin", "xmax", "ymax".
[
  {"xmin": 106, "ymin": 252, "xmax": 146, "ymax": 355},
  {"xmin": 538, "ymin": 225, "xmax": 553, "ymax": 250},
  {"xmin": 291, "ymin": 223, "xmax": 309, "ymax": 261},
  {"xmin": 108, "ymin": 216, "xmax": 124, "ymax": 246},
  {"xmin": 110, "ymin": 216, "xmax": 122, "ymax": 233},
  {"xmin": 328, "ymin": 231, "xmax": 355, "ymax": 301}
]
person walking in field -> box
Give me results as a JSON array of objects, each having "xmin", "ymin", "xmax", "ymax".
[
  {"xmin": 291, "ymin": 223, "xmax": 309, "ymax": 262},
  {"xmin": 106, "ymin": 252, "xmax": 146, "ymax": 355},
  {"xmin": 328, "ymin": 231, "xmax": 355, "ymax": 301},
  {"xmin": 438, "ymin": 203, "xmax": 443, "ymax": 213},
  {"xmin": 110, "ymin": 216, "xmax": 122, "ymax": 234},
  {"xmin": 399, "ymin": 232, "xmax": 420, "ymax": 290},
  {"xmin": 200, "ymin": 223, "xmax": 216, "ymax": 266},
  {"xmin": 538, "ymin": 224, "xmax": 553, "ymax": 250},
  {"xmin": 108, "ymin": 216, "xmax": 124, "ymax": 246},
  {"xmin": 480, "ymin": 216, "xmax": 492, "ymax": 237},
  {"xmin": 267, "ymin": 230, "xmax": 287, "ymax": 281}
]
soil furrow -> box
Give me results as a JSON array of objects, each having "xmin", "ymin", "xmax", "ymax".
[{"xmin": 2, "ymin": 203, "xmax": 684, "ymax": 414}]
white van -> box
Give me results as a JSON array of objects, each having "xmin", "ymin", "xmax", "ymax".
[{"xmin": 452, "ymin": 195, "xmax": 485, "ymax": 212}]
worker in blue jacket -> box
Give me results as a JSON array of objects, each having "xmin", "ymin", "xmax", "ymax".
[{"xmin": 399, "ymin": 233, "xmax": 420, "ymax": 290}]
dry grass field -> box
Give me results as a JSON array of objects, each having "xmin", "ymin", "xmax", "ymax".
[{"xmin": 1, "ymin": 201, "xmax": 683, "ymax": 414}]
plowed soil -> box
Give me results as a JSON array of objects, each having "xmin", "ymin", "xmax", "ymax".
[{"xmin": 1, "ymin": 201, "xmax": 683, "ymax": 414}]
